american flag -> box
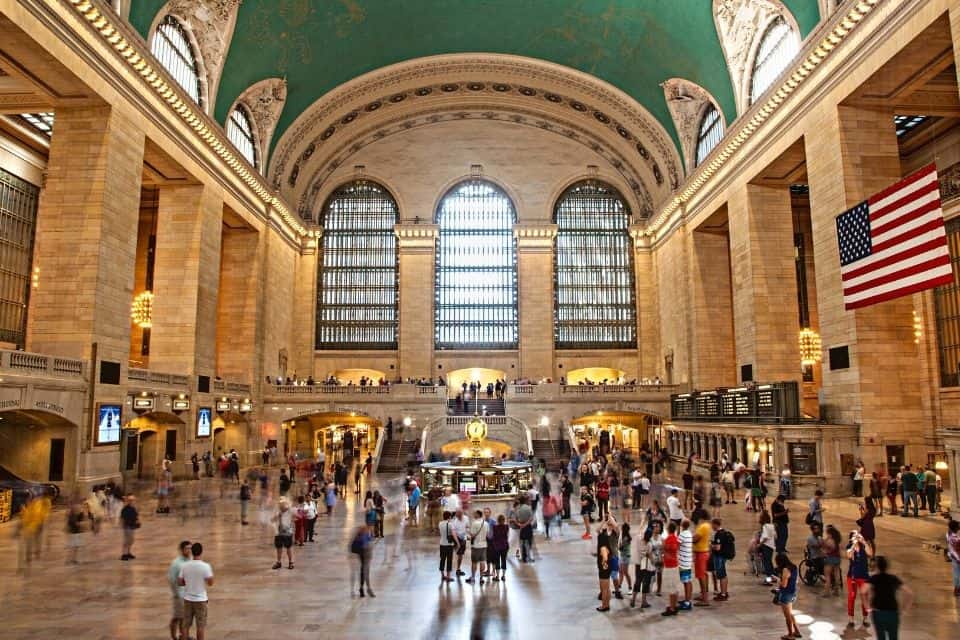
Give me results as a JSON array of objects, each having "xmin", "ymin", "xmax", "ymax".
[{"xmin": 836, "ymin": 163, "xmax": 954, "ymax": 310}]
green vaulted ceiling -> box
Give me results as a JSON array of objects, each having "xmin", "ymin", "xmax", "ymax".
[{"xmin": 129, "ymin": 0, "xmax": 820, "ymax": 156}]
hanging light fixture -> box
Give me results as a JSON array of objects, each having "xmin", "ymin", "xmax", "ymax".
[
  {"xmin": 798, "ymin": 327, "xmax": 822, "ymax": 365},
  {"xmin": 913, "ymin": 309, "xmax": 923, "ymax": 344},
  {"xmin": 131, "ymin": 291, "xmax": 154, "ymax": 328}
]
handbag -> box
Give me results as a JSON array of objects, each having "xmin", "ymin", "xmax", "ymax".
[{"xmin": 771, "ymin": 588, "xmax": 781, "ymax": 605}]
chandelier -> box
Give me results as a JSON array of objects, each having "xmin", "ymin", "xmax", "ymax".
[
  {"xmin": 798, "ymin": 327, "xmax": 821, "ymax": 365},
  {"xmin": 131, "ymin": 291, "xmax": 154, "ymax": 328}
]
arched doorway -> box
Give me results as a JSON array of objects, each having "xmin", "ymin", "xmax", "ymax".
[
  {"xmin": 570, "ymin": 410, "xmax": 659, "ymax": 463},
  {"xmin": 286, "ymin": 411, "xmax": 383, "ymax": 466},
  {"xmin": 328, "ymin": 368, "xmax": 387, "ymax": 386},
  {"xmin": 446, "ymin": 368, "xmax": 507, "ymax": 397},
  {"xmin": 566, "ymin": 367, "xmax": 627, "ymax": 385},
  {"xmin": 0, "ymin": 409, "xmax": 78, "ymax": 487},
  {"xmin": 121, "ymin": 412, "xmax": 185, "ymax": 480}
]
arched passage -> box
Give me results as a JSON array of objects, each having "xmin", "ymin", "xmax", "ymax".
[
  {"xmin": 570, "ymin": 410, "xmax": 662, "ymax": 460},
  {"xmin": 566, "ymin": 367, "xmax": 626, "ymax": 386},
  {"xmin": 0, "ymin": 409, "xmax": 77, "ymax": 488},
  {"xmin": 122, "ymin": 411, "xmax": 185, "ymax": 479},
  {"xmin": 284, "ymin": 411, "xmax": 383, "ymax": 466}
]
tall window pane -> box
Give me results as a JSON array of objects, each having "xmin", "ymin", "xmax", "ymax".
[
  {"xmin": 152, "ymin": 15, "xmax": 202, "ymax": 106},
  {"xmin": 315, "ymin": 181, "xmax": 399, "ymax": 350},
  {"xmin": 934, "ymin": 218, "xmax": 960, "ymax": 386},
  {"xmin": 695, "ymin": 105, "xmax": 723, "ymax": 167},
  {"xmin": 554, "ymin": 180, "xmax": 636, "ymax": 349},
  {"xmin": 749, "ymin": 16, "xmax": 800, "ymax": 105},
  {"xmin": 435, "ymin": 180, "xmax": 518, "ymax": 349},
  {"xmin": 0, "ymin": 167, "xmax": 39, "ymax": 347},
  {"xmin": 227, "ymin": 105, "xmax": 257, "ymax": 167}
]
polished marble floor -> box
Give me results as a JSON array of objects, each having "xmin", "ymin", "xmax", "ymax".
[{"xmin": 0, "ymin": 473, "xmax": 957, "ymax": 640}]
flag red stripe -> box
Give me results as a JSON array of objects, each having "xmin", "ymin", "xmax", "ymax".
[
  {"xmin": 841, "ymin": 236, "xmax": 948, "ymax": 281},
  {"xmin": 869, "ymin": 181, "xmax": 939, "ymax": 223},
  {"xmin": 842, "ymin": 254, "xmax": 952, "ymax": 296},
  {"xmin": 844, "ymin": 272, "xmax": 955, "ymax": 310},
  {"xmin": 870, "ymin": 198, "xmax": 942, "ymax": 238},
  {"xmin": 869, "ymin": 217, "xmax": 945, "ymax": 255},
  {"xmin": 867, "ymin": 163, "xmax": 936, "ymax": 206}
]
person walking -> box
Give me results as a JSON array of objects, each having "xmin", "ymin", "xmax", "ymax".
[
  {"xmin": 595, "ymin": 516, "xmax": 616, "ymax": 612},
  {"xmin": 759, "ymin": 510, "xmax": 777, "ymax": 583},
  {"xmin": 948, "ymin": 519, "xmax": 960, "ymax": 597},
  {"xmin": 466, "ymin": 509, "xmax": 489, "ymax": 584},
  {"xmin": 272, "ymin": 498, "xmax": 295, "ymax": 570},
  {"xmin": 614, "ymin": 522, "xmax": 632, "ymax": 598},
  {"xmin": 774, "ymin": 553, "xmax": 801, "ymax": 640},
  {"xmin": 866, "ymin": 556, "xmax": 912, "ymax": 640},
  {"xmin": 900, "ymin": 465, "xmax": 918, "ymax": 517},
  {"xmin": 324, "ymin": 481, "xmax": 337, "ymax": 516},
  {"xmin": 239, "ymin": 480, "xmax": 251, "ymax": 525},
  {"xmin": 822, "ymin": 524, "xmax": 843, "ymax": 597},
  {"xmin": 630, "ymin": 527, "xmax": 654, "ymax": 609},
  {"xmin": 515, "ymin": 498, "xmax": 535, "ymax": 563},
  {"xmin": 167, "ymin": 540, "xmax": 191, "ymax": 640},
  {"xmin": 660, "ymin": 521, "xmax": 681, "ymax": 617},
  {"xmin": 373, "ymin": 490, "xmax": 386, "ymax": 538},
  {"xmin": 178, "ymin": 542, "xmax": 214, "ymax": 640},
  {"xmin": 120, "ymin": 495, "xmax": 139, "ymax": 561},
  {"xmin": 350, "ymin": 525, "xmax": 375, "ymax": 597},
  {"xmin": 491, "ymin": 514, "xmax": 509, "ymax": 582},
  {"xmin": 808, "ymin": 490, "xmax": 825, "ymax": 527},
  {"xmin": 711, "ymin": 518, "xmax": 734, "ymax": 601},
  {"xmin": 870, "ymin": 472, "xmax": 884, "ymax": 516},
  {"xmin": 771, "ymin": 494, "xmax": 789, "ymax": 554},
  {"xmin": 304, "ymin": 494, "xmax": 317, "ymax": 542},
  {"xmin": 580, "ymin": 486, "xmax": 595, "ymax": 539},
  {"xmin": 439, "ymin": 510, "xmax": 455, "ymax": 583},
  {"xmin": 65, "ymin": 499, "xmax": 86, "ymax": 565},
  {"xmin": 846, "ymin": 530, "xmax": 874, "ymax": 630}
]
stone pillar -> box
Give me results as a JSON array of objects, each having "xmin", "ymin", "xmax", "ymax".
[
  {"xmin": 805, "ymin": 104, "xmax": 927, "ymax": 469},
  {"xmin": 395, "ymin": 224, "xmax": 438, "ymax": 380},
  {"xmin": 728, "ymin": 183, "xmax": 801, "ymax": 383},
  {"xmin": 514, "ymin": 224, "xmax": 557, "ymax": 380},
  {"xmin": 150, "ymin": 183, "xmax": 223, "ymax": 377},
  {"xmin": 689, "ymin": 229, "xmax": 737, "ymax": 387},
  {"xmin": 216, "ymin": 224, "xmax": 262, "ymax": 382},
  {"xmin": 27, "ymin": 106, "xmax": 144, "ymax": 364},
  {"xmin": 291, "ymin": 236, "xmax": 319, "ymax": 378},
  {"xmin": 632, "ymin": 229, "xmax": 660, "ymax": 377}
]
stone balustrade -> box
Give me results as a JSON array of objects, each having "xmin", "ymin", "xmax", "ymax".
[
  {"xmin": 127, "ymin": 368, "xmax": 190, "ymax": 389},
  {"xmin": 0, "ymin": 349, "xmax": 85, "ymax": 379},
  {"xmin": 212, "ymin": 379, "xmax": 252, "ymax": 395}
]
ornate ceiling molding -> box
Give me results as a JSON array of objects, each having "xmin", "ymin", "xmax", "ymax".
[
  {"xmin": 713, "ymin": 0, "xmax": 801, "ymax": 115},
  {"xmin": 150, "ymin": 0, "xmax": 242, "ymax": 112},
  {"xmin": 294, "ymin": 104, "xmax": 657, "ymax": 222},
  {"xmin": 270, "ymin": 54, "xmax": 682, "ymax": 220},
  {"xmin": 229, "ymin": 77, "xmax": 287, "ymax": 170},
  {"xmin": 662, "ymin": 78, "xmax": 726, "ymax": 175}
]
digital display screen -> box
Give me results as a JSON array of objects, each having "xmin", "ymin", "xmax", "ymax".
[
  {"xmin": 96, "ymin": 404, "xmax": 122, "ymax": 444},
  {"xmin": 197, "ymin": 407, "xmax": 212, "ymax": 438}
]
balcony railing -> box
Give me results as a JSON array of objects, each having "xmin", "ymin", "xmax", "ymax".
[
  {"xmin": 561, "ymin": 383, "xmax": 679, "ymax": 394},
  {"xmin": 127, "ymin": 368, "xmax": 190, "ymax": 389},
  {"xmin": 0, "ymin": 349, "xmax": 85, "ymax": 379},
  {"xmin": 670, "ymin": 382, "xmax": 800, "ymax": 424},
  {"xmin": 212, "ymin": 379, "xmax": 252, "ymax": 395}
]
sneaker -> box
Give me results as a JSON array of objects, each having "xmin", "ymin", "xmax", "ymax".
[
  {"xmin": 614, "ymin": 590, "xmax": 624, "ymax": 599},
  {"xmin": 640, "ymin": 602, "xmax": 651, "ymax": 609},
  {"xmin": 581, "ymin": 533, "xmax": 592, "ymax": 540},
  {"xmin": 456, "ymin": 570, "xmax": 465, "ymax": 576},
  {"xmin": 678, "ymin": 602, "xmax": 693, "ymax": 611},
  {"xmin": 465, "ymin": 577, "xmax": 474, "ymax": 584},
  {"xmin": 367, "ymin": 591, "xmax": 376, "ymax": 598},
  {"xmin": 862, "ymin": 620, "xmax": 870, "ymax": 628},
  {"xmin": 661, "ymin": 609, "xmax": 678, "ymax": 617}
]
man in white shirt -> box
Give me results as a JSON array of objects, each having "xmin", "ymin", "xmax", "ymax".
[
  {"xmin": 631, "ymin": 467, "xmax": 643, "ymax": 508},
  {"xmin": 450, "ymin": 509, "xmax": 469, "ymax": 576},
  {"xmin": 466, "ymin": 509, "xmax": 489, "ymax": 585},
  {"xmin": 667, "ymin": 488, "xmax": 684, "ymax": 525},
  {"xmin": 440, "ymin": 487, "xmax": 461, "ymax": 514},
  {"xmin": 178, "ymin": 542, "xmax": 214, "ymax": 640},
  {"xmin": 166, "ymin": 540, "xmax": 191, "ymax": 640}
]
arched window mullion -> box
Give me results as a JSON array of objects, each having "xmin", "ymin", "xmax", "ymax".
[
  {"xmin": 435, "ymin": 180, "xmax": 519, "ymax": 350},
  {"xmin": 316, "ymin": 181, "xmax": 399, "ymax": 350},
  {"xmin": 695, "ymin": 105, "xmax": 724, "ymax": 167},
  {"xmin": 227, "ymin": 104, "xmax": 257, "ymax": 168},
  {"xmin": 554, "ymin": 180, "xmax": 637, "ymax": 349},
  {"xmin": 749, "ymin": 15, "xmax": 800, "ymax": 105},
  {"xmin": 152, "ymin": 15, "xmax": 203, "ymax": 107}
]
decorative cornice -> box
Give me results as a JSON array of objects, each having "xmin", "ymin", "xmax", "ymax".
[
  {"xmin": 62, "ymin": 0, "xmax": 306, "ymax": 237},
  {"xmin": 270, "ymin": 54, "xmax": 682, "ymax": 206},
  {"xmin": 295, "ymin": 105, "xmax": 656, "ymax": 222},
  {"xmin": 513, "ymin": 224, "xmax": 557, "ymax": 239},
  {"xmin": 394, "ymin": 223, "xmax": 438, "ymax": 251},
  {"xmin": 650, "ymin": 0, "xmax": 883, "ymax": 237}
]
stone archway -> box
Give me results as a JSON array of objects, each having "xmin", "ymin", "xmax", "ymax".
[{"xmin": 0, "ymin": 409, "xmax": 79, "ymax": 488}]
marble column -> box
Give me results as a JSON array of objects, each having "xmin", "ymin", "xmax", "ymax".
[
  {"xmin": 514, "ymin": 224, "xmax": 557, "ymax": 380},
  {"xmin": 395, "ymin": 224, "xmax": 438, "ymax": 380}
]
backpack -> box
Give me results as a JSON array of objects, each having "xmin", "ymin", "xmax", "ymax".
[
  {"xmin": 719, "ymin": 529, "xmax": 736, "ymax": 560},
  {"xmin": 350, "ymin": 534, "xmax": 364, "ymax": 554},
  {"xmin": 743, "ymin": 474, "xmax": 753, "ymax": 489}
]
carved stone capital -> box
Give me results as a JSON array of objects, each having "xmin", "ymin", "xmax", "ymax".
[
  {"xmin": 395, "ymin": 223, "xmax": 438, "ymax": 251},
  {"xmin": 513, "ymin": 224, "xmax": 557, "ymax": 250}
]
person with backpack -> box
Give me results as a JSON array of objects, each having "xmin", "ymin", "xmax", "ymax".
[
  {"xmin": 710, "ymin": 517, "xmax": 734, "ymax": 601},
  {"xmin": 580, "ymin": 486, "xmax": 596, "ymax": 539},
  {"xmin": 438, "ymin": 510, "xmax": 455, "ymax": 583},
  {"xmin": 596, "ymin": 476, "xmax": 610, "ymax": 522},
  {"xmin": 349, "ymin": 525, "xmax": 375, "ymax": 597}
]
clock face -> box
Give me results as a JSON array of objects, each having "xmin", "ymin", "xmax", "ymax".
[{"xmin": 466, "ymin": 419, "xmax": 486, "ymax": 441}]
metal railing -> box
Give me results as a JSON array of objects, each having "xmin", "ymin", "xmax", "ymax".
[{"xmin": 0, "ymin": 349, "xmax": 85, "ymax": 378}]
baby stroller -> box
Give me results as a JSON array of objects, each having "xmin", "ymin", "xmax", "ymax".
[{"xmin": 745, "ymin": 531, "xmax": 762, "ymax": 577}]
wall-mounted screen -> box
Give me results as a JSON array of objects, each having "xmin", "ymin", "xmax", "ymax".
[
  {"xmin": 96, "ymin": 404, "xmax": 122, "ymax": 444},
  {"xmin": 197, "ymin": 407, "xmax": 212, "ymax": 438}
]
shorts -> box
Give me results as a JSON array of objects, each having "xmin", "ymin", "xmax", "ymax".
[
  {"xmin": 777, "ymin": 591, "xmax": 797, "ymax": 605},
  {"xmin": 636, "ymin": 568, "xmax": 654, "ymax": 593},
  {"xmin": 679, "ymin": 569, "xmax": 693, "ymax": 584},
  {"xmin": 274, "ymin": 534, "xmax": 293, "ymax": 549},
  {"xmin": 661, "ymin": 568, "xmax": 681, "ymax": 594},
  {"xmin": 171, "ymin": 595, "xmax": 184, "ymax": 619},
  {"xmin": 824, "ymin": 556, "xmax": 841, "ymax": 566},
  {"xmin": 471, "ymin": 547, "xmax": 487, "ymax": 563},
  {"xmin": 183, "ymin": 600, "xmax": 208, "ymax": 629},
  {"xmin": 598, "ymin": 567, "xmax": 612, "ymax": 580},
  {"xmin": 712, "ymin": 556, "xmax": 727, "ymax": 579},
  {"xmin": 123, "ymin": 528, "xmax": 136, "ymax": 546},
  {"xmin": 456, "ymin": 538, "xmax": 467, "ymax": 556},
  {"xmin": 694, "ymin": 552, "xmax": 710, "ymax": 579},
  {"xmin": 609, "ymin": 556, "xmax": 620, "ymax": 580}
]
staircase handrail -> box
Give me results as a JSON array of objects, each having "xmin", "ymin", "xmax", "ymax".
[{"xmin": 372, "ymin": 425, "xmax": 387, "ymax": 471}]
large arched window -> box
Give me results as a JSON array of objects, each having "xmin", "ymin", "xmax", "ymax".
[
  {"xmin": 227, "ymin": 104, "xmax": 257, "ymax": 167},
  {"xmin": 152, "ymin": 15, "xmax": 203, "ymax": 106},
  {"xmin": 435, "ymin": 180, "xmax": 518, "ymax": 349},
  {"xmin": 315, "ymin": 181, "xmax": 399, "ymax": 350},
  {"xmin": 695, "ymin": 104, "xmax": 724, "ymax": 167},
  {"xmin": 554, "ymin": 181, "xmax": 636, "ymax": 349},
  {"xmin": 749, "ymin": 16, "xmax": 800, "ymax": 105}
]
